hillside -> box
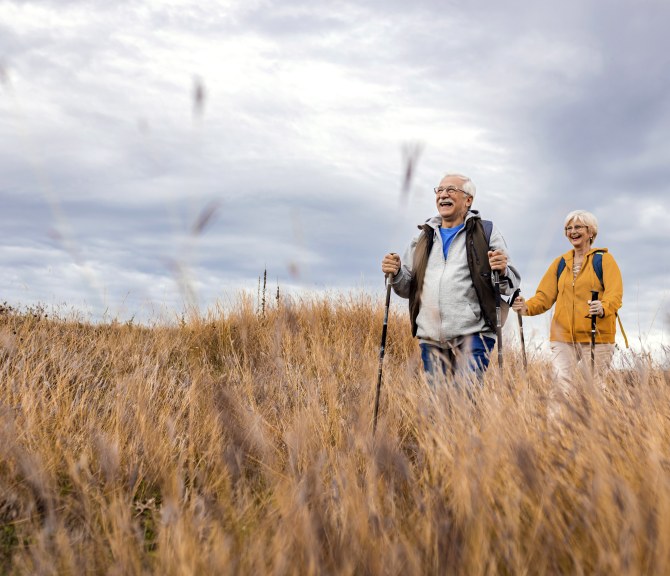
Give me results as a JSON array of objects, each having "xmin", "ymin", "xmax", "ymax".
[{"xmin": 1, "ymin": 295, "xmax": 668, "ymax": 575}]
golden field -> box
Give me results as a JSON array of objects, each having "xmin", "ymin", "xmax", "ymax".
[{"xmin": 1, "ymin": 294, "xmax": 669, "ymax": 575}]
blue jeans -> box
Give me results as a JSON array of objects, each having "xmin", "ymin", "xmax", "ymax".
[{"xmin": 420, "ymin": 334, "xmax": 496, "ymax": 386}]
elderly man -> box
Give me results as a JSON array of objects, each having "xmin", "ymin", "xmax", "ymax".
[{"xmin": 381, "ymin": 173, "xmax": 520, "ymax": 384}]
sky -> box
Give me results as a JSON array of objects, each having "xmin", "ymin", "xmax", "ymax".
[{"xmin": 1, "ymin": 0, "xmax": 668, "ymax": 358}]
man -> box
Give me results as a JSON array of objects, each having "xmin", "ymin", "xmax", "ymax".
[{"xmin": 381, "ymin": 173, "xmax": 520, "ymax": 385}]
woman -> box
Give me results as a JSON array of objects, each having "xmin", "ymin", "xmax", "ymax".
[{"xmin": 512, "ymin": 210, "xmax": 623, "ymax": 389}]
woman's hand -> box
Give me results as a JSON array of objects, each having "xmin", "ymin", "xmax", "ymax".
[
  {"xmin": 512, "ymin": 294, "xmax": 529, "ymax": 316},
  {"xmin": 588, "ymin": 299, "xmax": 605, "ymax": 317},
  {"xmin": 381, "ymin": 253, "xmax": 401, "ymax": 276}
]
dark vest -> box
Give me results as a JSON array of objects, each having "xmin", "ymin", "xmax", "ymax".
[{"xmin": 408, "ymin": 217, "xmax": 497, "ymax": 337}]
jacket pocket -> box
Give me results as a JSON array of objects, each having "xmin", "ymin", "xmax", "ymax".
[{"xmin": 467, "ymin": 303, "xmax": 480, "ymax": 320}]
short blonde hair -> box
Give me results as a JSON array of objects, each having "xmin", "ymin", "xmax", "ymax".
[{"xmin": 564, "ymin": 210, "xmax": 598, "ymax": 243}]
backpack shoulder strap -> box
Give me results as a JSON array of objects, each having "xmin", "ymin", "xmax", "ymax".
[
  {"xmin": 422, "ymin": 223, "xmax": 434, "ymax": 253},
  {"xmin": 592, "ymin": 251, "xmax": 604, "ymax": 288},
  {"xmin": 409, "ymin": 223, "xmax": 436, "ymax": 337},
  {"xmin": 481, "ymin": 219, "xmax": 493, "ymax": 246},
  {"xmin": 556, "ymin": 257, "xmax": 567, "ymax": 280}
]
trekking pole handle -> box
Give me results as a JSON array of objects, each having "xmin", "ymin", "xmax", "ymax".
[{"xmin": 590, "ymin": 290, "xmax": 599, "ymax": 317}]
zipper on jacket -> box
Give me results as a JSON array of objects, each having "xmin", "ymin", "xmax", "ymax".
[
  {"xmin": 571, "ymin": 253, "xmax": 588, "ymax": 341},
  {"xmin": 439, "ymin": 258, "xmax": 448, "ymax": 342},
  {"xmin": 569, "ymin": 255, "xmax": 585, "ymax": 341}
]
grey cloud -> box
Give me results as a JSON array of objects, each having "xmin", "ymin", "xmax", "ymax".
[{"xmin": 1, "ymin": 0, "xmax": 668, "ymax": 350}]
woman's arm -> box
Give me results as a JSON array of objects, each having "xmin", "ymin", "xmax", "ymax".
[{"xmin": 524, "ymin": 257, "xmax": 562, "ymax": 316}]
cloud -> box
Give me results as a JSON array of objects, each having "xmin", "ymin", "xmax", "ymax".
[{"xmin": 0, "ymin": 0, "xmax": 668, "ymax": 352}]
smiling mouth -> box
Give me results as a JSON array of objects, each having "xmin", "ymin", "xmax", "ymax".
[{"xmin": 439, "ymin": 200, "xmax": 454, "ymax": 207}]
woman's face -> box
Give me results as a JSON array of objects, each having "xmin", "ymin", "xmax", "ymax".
[{"xmin": 565, "ymin": 219, "xmax": 590, "ymax": 250}]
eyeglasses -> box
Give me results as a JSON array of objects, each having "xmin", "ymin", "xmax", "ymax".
[
  {"xmin": 434, "ymin": 186, "xmax": 468, "ymax": 196},
  {"xmin": 564, "ymin": 225, "xmax": 588, "ymax": 232}
]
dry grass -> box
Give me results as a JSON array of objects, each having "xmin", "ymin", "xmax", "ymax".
[{"xmin": 1, "ymin": 294, "xmax": 669, "ymax": 575}]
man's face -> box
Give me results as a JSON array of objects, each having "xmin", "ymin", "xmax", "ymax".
[{"xmin": 435, "ymin": 175, "xmax": 472, "ymax": 224}]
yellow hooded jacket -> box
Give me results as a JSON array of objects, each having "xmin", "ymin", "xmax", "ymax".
[{"xmin": 525, "ymin": 247, "xmax": 623, "ymax": 344}]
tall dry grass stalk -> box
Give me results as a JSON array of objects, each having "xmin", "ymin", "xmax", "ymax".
[{"xmin": 0, "ymin": 295, "xmax": 668, "ymax": 575}]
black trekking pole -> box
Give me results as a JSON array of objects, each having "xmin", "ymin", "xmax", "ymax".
[
  {"xmin": 590, "ymin": 289, "xmax": 599, "ymax": 374},
  {"xmin": 373, "ymin": 273, "xmax": 393, "ymax": 436},
  {"xmin": 510, "ymin": 289, "xmax": 527, "ymax": 370},
  {"xmin": 492, "ymin": 270, "xmax": 503, "ymax": 370}
]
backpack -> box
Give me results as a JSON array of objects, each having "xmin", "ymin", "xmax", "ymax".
[{"xmin": 556, "ymin": 251, "xmax": 629, "ymax": 347}]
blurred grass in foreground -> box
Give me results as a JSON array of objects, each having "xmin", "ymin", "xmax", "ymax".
[{"xmin": 1, "ymin": 294, "xmax": 669, "ymax": 575}]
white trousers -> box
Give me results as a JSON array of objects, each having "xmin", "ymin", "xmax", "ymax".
[{"xmin": 549, "ymin": 341, "xmax": 615, "ymax": 394}]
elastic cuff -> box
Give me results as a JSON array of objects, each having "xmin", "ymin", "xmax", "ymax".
[{"xmin": 499, "ymin": 270, "xmax": 514, "ymax": 289}]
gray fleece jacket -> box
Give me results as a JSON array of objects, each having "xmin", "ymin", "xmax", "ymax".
[{"xmin": 391, "ymin": 211, "xmax": 520, "ymax": 344}]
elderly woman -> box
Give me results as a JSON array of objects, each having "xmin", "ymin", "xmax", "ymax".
[{"xmin": 512, "ymin": 210, "xmax": 623, "ymax": 388}]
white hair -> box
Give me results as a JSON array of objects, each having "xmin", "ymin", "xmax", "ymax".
[
  {"xmin": 443, "ymin": 173, "xmax": 477, "ymax": 199},
  {"xmin": 564, "ymin": 209, "xmax": 599, "ymax": 242}
]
